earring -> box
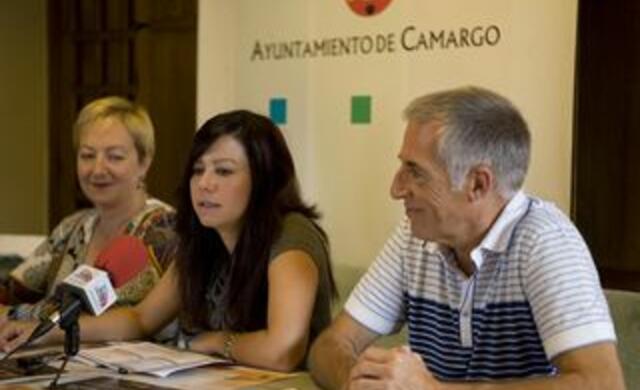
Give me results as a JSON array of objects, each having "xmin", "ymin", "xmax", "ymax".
[{"xmin": 137, "ymin": 176, "xmax": 146, "ymax": 191}]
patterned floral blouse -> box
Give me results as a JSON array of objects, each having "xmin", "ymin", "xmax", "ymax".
[{"xmin": 7, "ymin": 198, "xmax": 177, "ymax": 320}]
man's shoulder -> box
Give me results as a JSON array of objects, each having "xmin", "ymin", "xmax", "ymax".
[
  {"xmin": 506, "ymin": 195, "xmax": 589, "ymax": 265},
  {"xmin": 514, "ymin": 195, "xmax": 578, "ymax": 237}
]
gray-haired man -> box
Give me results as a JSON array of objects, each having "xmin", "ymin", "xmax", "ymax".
[{"xmin": 309, "ymin": 87, "xmax": 625, "ymax": 390}]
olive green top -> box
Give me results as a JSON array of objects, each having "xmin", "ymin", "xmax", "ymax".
[
  {"xmin": 269, "ymin": 212, "xmax": 333, "ymax": 346},
  {"xmin": 178, "ymin": 212, "xmax": 333, "ymax": 355}
]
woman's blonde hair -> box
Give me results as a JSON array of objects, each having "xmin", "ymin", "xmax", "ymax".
[{"xmin": 73, "ymin": 96, "xmax": 155, "ymax": 162}]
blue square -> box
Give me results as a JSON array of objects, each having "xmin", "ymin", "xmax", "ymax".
[{"xmin": 270, "ymin": 98, "xmax": 287, "ymax": 125}]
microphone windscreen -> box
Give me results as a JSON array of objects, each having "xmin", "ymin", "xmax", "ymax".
[
  {"xmin": 94, "ymin": 235, "xmax": 150, "ymax": 288},
  {"xmin": 61, "ymin": 265, "xmax": 117, "ymax": 315}
]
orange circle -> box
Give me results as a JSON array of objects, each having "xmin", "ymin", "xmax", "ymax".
[{"xmin": 346, "ymin": 0, "xmax": 393, "ymax": 17}]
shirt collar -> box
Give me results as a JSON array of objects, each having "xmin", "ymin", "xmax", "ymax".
[
  {"xmin": 422, "ymin": 191, "xmax": 530, "ymax": 270},
  {"xmin": 469, "ymin": 190, "xmax": 529, "ymax": 268}
]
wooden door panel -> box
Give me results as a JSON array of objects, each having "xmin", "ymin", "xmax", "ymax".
[
  {"xmin": 48, "ymin": 0, "xmax": 196, "ymax": 227},
  {"xmin": 574, "ymin": 0, "xmax": 640, "ymax": 291}
]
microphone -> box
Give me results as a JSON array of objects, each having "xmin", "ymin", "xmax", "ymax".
[
  {"xmin": 29, "ymin": 265, "xmax": 117, "ymax": 342},
  {"xmin": 29, "ymin": 236, "xmax": 151, "ymax": 342},
  {"xmin": 94, "ymin": 235, "xmax": 152, "ymax": 288}
]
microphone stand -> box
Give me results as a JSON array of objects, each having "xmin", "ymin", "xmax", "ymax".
[
  {"xmin": 59, "ymin": 307, "xmax": 81, "ymax": 357},
  {"xmin": 48, "ymin": 300, "xmax": 81, "ymax": 389}
]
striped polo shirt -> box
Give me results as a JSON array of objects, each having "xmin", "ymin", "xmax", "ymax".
[{"xmin": 345, "ymin": 192, "xmax": 615, "ymax": 380}]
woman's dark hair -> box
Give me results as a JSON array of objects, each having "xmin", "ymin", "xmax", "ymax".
[{"xmin": 175, "ymin": 109, "xmax": 336, "ymax": 331}]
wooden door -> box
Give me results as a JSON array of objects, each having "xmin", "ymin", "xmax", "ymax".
[
  {"xmin": 48, "ymin": 0, "xmax": 196, "ymax": 227},
  {"xmin": 573, "ymin": 0, "xmax": 640, "ymax": 291}
]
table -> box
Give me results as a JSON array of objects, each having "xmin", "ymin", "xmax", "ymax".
[{"xmin": 0, "ymin": 357, "xmax": 322, "ymax": 389}]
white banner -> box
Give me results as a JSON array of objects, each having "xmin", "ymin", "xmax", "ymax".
[{"xmin": 198, "ymin": 0, "xmax": 578, "ymax": 269}]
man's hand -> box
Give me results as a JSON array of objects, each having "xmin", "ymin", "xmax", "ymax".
[
  {"xmin": 0, "ymin": 320, "xmax": 37, "ymax": 353},
  {"xmin": 347, "ymin": 345, "xmax": 441, "ymax": 390}
]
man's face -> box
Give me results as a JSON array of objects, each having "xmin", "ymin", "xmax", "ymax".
[{"xmin": 390, "ymin": 120, "xmax": 467, "ymax": 244}]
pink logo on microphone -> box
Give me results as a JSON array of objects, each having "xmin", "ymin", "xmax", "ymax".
[
  {"xmin": 96, "ymin": 284, "xmax": 110, "ymax": 307},
  {"xmin": 77, "ymin": 268, "xmax": 94, "ymax": 283}
]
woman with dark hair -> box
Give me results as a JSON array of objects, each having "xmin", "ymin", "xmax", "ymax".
[{"xmin": 0, "ymin": 110, "xmax": 336, "ymax": 371}]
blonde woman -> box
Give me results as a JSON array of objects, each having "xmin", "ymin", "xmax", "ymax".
[{"xmin": 0, "ymin": 97, "xmax": 176, "ymax": 322}]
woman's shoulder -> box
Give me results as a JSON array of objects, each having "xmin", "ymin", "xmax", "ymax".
[
  {"xmin": 143, "ymin": 198, "xmax": 176, "ymax": 215},
  {"xmin": 50, "ymin": 208, "xmax": 96, "ymax": 238},
  {"xmin": 281, "ymin": 211, "xmax": 316, "ymax": 229},
  {"xmin": 58, "ymin": 208, "xmax": 95, "ymax": 225},
  {"xmin": 280, "ymin": 212, "xmax": 327, "ymax": 240},
  {"xmin": 271, "ymin": 212, "xmax": 328, "ymax": 263},
  {"xmin": 134, "ymin": 198, "xmax": 176, "ymax": 226},
  {"xmin": 130, "ymin": 198, "xmax": 178, "ymax": 271}
]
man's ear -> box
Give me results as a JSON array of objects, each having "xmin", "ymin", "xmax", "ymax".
[{"xmin": 464, "ymin": 164, "xmax": 494, "ymax": 202}]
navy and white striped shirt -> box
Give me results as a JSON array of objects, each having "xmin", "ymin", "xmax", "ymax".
[{"xmin": 345, "ymin": 192, "xmax": 615, "ymax": 380}]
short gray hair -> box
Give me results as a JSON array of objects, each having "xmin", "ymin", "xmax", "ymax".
[{"xmin": 403, "ymin": 86, "xmax": 530, "ymax": 198}]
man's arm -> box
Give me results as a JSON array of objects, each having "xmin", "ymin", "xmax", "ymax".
[
  {"xmin": 443, "ymin": 342, "xmax": 625, "ymax": 390},
  {"xmin": 308, "ymin": 311, "xmax": 381, "ymax": 390},
  {"xmin": 345, "ymin": 341, "xmax": 625, "ymax": 390}
]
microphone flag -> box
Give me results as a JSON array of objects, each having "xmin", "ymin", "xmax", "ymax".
[{"xmin": 62, "ymin": 265, "xmax": 117, "ymax": 316}]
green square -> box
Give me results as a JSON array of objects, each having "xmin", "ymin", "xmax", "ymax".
[{"xmin": 351, "ymin": 95, "xmax": 371, "ymax": 124}]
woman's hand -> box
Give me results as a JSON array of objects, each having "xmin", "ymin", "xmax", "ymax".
[
  {"xmin": 0, "ymin": 320, "xmax": 37, "ymax": 353},
  {"xmin": 189, "ymin": 331, "xmax": 225, "ymax": 355},
  {"xmin": 0, "ymin": 305, "xmax": 11, "ymax": 327}
]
